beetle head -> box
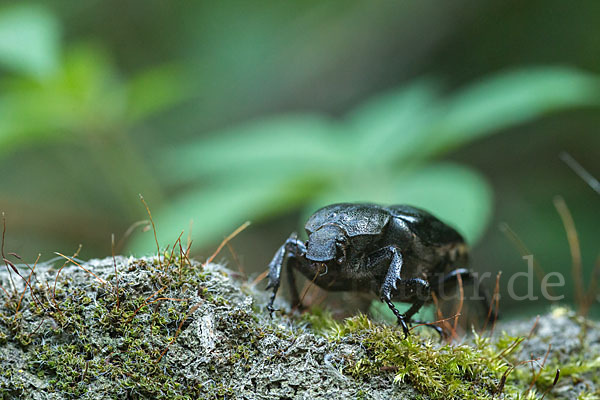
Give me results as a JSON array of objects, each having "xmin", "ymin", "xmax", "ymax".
[{"xmin": 306, "ymin": 224, "xmax": 348, "ymax": 265}]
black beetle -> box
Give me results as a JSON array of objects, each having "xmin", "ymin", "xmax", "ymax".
[{"xmin": 266, "ymin": 203, "xmax": 490, "ymax": 337}]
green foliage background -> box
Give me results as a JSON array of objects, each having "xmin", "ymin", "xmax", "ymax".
[{"xmin": 0, "ymin": 1, "xmax": 598, "ymax": 317}]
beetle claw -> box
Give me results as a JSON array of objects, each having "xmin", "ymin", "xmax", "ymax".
[
  {"xmin": 399, "ymin": 317, "xmax": 410, "ymax": 339},
  {"xmin": 267, "ymin": 305, "xmax": 279, "ymax": 318}
]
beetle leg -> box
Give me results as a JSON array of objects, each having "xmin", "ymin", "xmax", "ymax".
[
  {"xmin": 266, "ymin": 235, "xmax": 306, "ymax": 315},
  {"xmin": 377, "ymin": 246, "xmax": 403, "ymax": 301},
  {"xmin": 372, "ymin": 246, "xmax": 413, "ymax": 337},
  {"xmin": 383, "ymin": 297, "xmax": 410, "ymax": 338}
]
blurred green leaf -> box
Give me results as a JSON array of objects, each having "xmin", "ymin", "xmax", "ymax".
[
  {"xmin": 0, "ymin": 41, "xmax": 188, "ymax": 155},
  {"xmin": 302, "ymin": 163, "xmax": 492, "ymax": 244},
  {"xmin": 132, "ymin": 66, "xmax": 600, "ymax": 252},
  {"xmin": 0, "ymin": 4, "xmax": 60, "ymax": 78},
  {"xmin": 126, "ymin": 64, "xmax": 188, "ymax": 123},
  {"xmin": 0, "ymin": 44, "xmax": 125, "ymax": 151},
  {"xmin": 346, "ymin": 79, "xmax": 440, "ymax": 165},
  {"xmin": 388, "ymin": 164, "xmax": 493, "ymax": 243},
  {"xmin": 128, "ymin": 172, "xmax": 325, "ymax": 255},
  {"xmin": 161, "ymin": 114, "xmax": 347, "ymax": 184},
  {"xmin": 427, "ymin": 67, "xmax": 600, "ymax": 155}
]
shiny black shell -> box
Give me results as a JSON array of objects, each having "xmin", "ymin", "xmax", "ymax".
[
  {"xmin": 305, "ymin": 203, "xmax": 390, "ymax": 237},
  {"xmin": 305, "ymin": 203, "xmax": 463, "ymax": 246}
]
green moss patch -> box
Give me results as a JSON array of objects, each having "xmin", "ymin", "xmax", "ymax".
[{"xmin": 1, "ymin": 256, "xmax": 598, "ymax": 399}]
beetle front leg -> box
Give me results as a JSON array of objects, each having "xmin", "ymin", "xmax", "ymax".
[
  {"xmin": 265, "ymin": 235, "xmax": 306, "ymax": 315},
  {"xmin": 369, "ymin": 246, "xmax": 436, "ymax": 338},
  {"xmin": 368, "ymin": 246, "xmax": 412, "ymax": 337}
]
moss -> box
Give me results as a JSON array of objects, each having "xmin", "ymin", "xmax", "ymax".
[
  {"xmin": 308, "ymin": 313, "xmax": 502, "ymax": 399},
  {"xmin": 1, "ymin": 254, "xmax": 598, "ymax": 399},
  {"xmin": 303, "ymin": 307, "xmax": 600, "ymax": 400},
  {"xmin": 0, "ymin": 255, "xmax": 233, "ymax": 398}
]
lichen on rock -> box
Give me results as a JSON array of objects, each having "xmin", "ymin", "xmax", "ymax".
[{"xmin": 0, "ymin": 256, "xmax": 598, "ymax": 399}]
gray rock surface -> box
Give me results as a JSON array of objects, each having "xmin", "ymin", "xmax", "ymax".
[{"xmin": 1, "ymin": 257, "xmax": 598, "ymax": 399}]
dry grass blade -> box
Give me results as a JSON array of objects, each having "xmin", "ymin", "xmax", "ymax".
[
  {"xmin": 499, "ymin": 223, "xmax": 556, "ymax": 299},
  {"xmin": 3, "ymin": 257, "xmax": 43, "ymax": 309},
  {"xmin": 226, "ymin": 241, "xmax": 244, "ymax": 277},
  {"xmin": 482, "ymin": 272, "xmax": 501, "ymax": 334},
  {"xmin": 553, "ymin": 196, "xmax": 585, "ymax": 310},
  {"xmin": 494, "ymin": 337, "xmax": 525, "ymax": 360},
  {"xmin": 140, "ymin": 194, "xmax": 161, "ymax": 267},
  {"xmin": 54, "ymin": 252, "xmax": 107, "ymax": 285},
  {"xmin": 204, "ymin": 221, "xmax": 251, "ymax": 266},
  {"xmin": 52, "ymin": 245, "xmax": 82, "ymax": 312},
  {"xmin": 409, "ymin": 313, "xmax": 460, "ymax": 333},
  {"xmin": 540, "ymin": 369, "xmax": 560, "ymax": 400},
  {"xmin": 116, "ymin": 220, "xmax": 149, "ymax": 253},
  {"xmin": 494, "ymin": 358, "xmax": 540, "ymax": 397},
  {"xmin": 587, "ymin": 254, "xmax": 600, "ymax": 309},
  {"xmin": 526, "ymin": 343, "xmax": 552, "ymax": 394},
  {"xmin": 111, "ymin": 234, "xmax": 120, "ymax": 310},
  {"xmin": 560, "ymin": 151, "xmax": 600, "ymax": 195},
  {"xmin": 527, "ymin": 315, "xmax": 540, "ymax": 339},
  {"xmin": 251, "ymin": 269, "xmax": 269, "ymax": 287},
  {"xmin": 431, "ymin": 292, "xmax": 455, "ymax": 340},
  {"xmin": 299, "ymin": 267, "xmax": 322, "ymax": 308},
  {"xmin": 187, "ymin": 218, "xmax": 194, "ymax": 255},
  {"xmin": 2, "ymin": 212, "xmax": 17, "ymax": 295},
  {"xmin": 453, "ymin": 272, "xmax": 464, "ymax": 333},
  {"xmin": 14, "ymin": 254, "xmax": 40, "ymax": 317}
]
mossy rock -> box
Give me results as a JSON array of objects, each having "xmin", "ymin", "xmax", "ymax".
[{"xmin": 0, "ymin": 256, "xmax": 598, "ymax": 399}]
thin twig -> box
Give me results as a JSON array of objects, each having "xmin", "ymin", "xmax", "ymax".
[
  {"xmin": 410, "ymin": 313, "xmax": 461, "ymax": 332},
  {"xmin": 52, "ymin": 245, "xmax": 82, "ymax": 312},
  {"xmin": 2, "ymin": 212, "xmax": 16, "ymax": 295},
  {"xmin": 499, "ymin": 223, "xmax": 555, "ymax": 299},
  {"xmin": 116, "ymin": 220, "xmax": 149, "ymax": 254},
  {"xmin": 14, "ymin": 254, "xmax": 40, "ymax": 316},
  {"xmin": 483, "ymin": 272, "xmax": 501, "ymax": 334},
  {"xmin": 431, "ymin": 292, "xmax": 454, "ymax": 339},
  {"xmin": 251, "ymin": 269, "xmax": 269, "ymax": 287},
  {"xmin": 453, "ymin": 272, "xmax": 464, "ymax": 332},
  {"xmin": 586, "ymin": 254, "xmax": 600, "ymax": 311},
  {"xmin": 3, "ymin": 258, "xmax": 42, "ymax": 308},
  {"xmin": 526, "ymin": 344, "xmax": 552, "ymax": 394},
  {"xmin": 187, "ymin": 219, "xmax": 194, "ymax": 256},
  {"xmin": 111, "ymin": 234, "xmax": 120, "ymax": 311},
  {"xmin": 299, "ymin": 268, "xmax": 321, "ymax": 308},
  {"xmin": 54, "ymin": 252, "xmax": 107, "ymax": 285},
  {"xmin": 204, "ymin": 221, "xmax": 251, "ymax": 266},
  {"xmin": 540, "ymin": 369, "xmax": 560, "ymax": 400},
  {"xmin": 226, "ymin": 241, "xmax": 244, "ymax": 277},
  {"xmin": 140, "ymin": 194, "xmax": 161, "ymax": 267},
  {"xmin": 491, "ymin": 274, "xmax": 501, "ymax": 337},
  {"xmin": 553, "ymin": 196, "xmax": 584, "ymax": 311},
  {"xmin": 527, "ymin": 315, "xmax": 540, "ymax": 340}
]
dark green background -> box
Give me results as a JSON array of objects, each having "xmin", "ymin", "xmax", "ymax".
[{"xmin": 0, "ymin": 1, "xmax": 598, "ymax": 319}]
